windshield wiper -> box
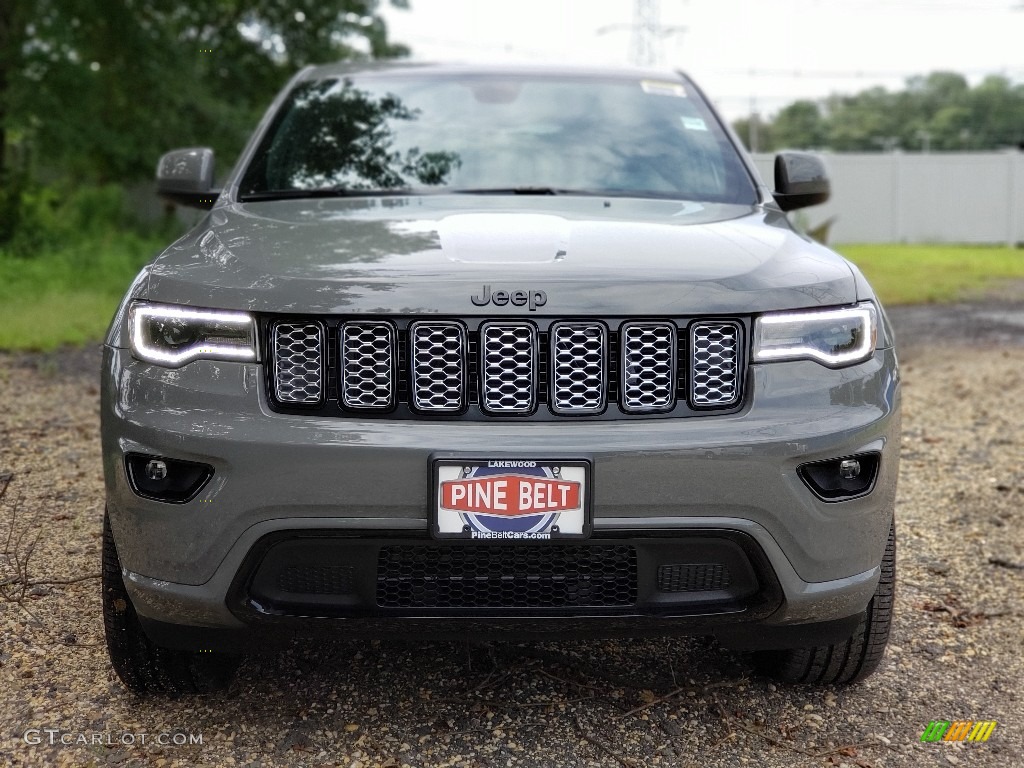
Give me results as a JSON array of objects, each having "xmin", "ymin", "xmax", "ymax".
[
  {"xmin": 239, "ymin": 188, "xmax": 414, "ymax": 202},
  {"xmin": 448, "ymin": 187, "xmax": 582, "ymax": 196},
  {"xmin": 445, "ymin": 187, "xmax": 678, "ymax": 198}
]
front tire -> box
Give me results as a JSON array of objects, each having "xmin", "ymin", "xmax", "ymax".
[
  {"xmin": 102, "ymin": 512, "xmax": 240, "ymax": 694},
  {"xmin": 754, "ymin": 521, "xmax": 895, "ymax": 685}
]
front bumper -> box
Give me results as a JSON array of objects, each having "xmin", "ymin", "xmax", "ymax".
[{"xmin": 101, "ymin": 344, "xmax": 899, "ymax": 637}]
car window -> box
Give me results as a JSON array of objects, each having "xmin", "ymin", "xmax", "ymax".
[{"xmin": 239, "ymin": 73, "xmax": 757, "ymax": 204}]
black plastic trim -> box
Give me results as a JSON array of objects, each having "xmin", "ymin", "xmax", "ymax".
[
  {"xmin": 226, "ymin": 528, "xmax": 783, "ymax": 627},
  {"xmin": 124, "ymin": 453, "xmax": 214, "ymax": 504},
  {"xmin": 797, "ymin": 451, "xmax": 881, "ymax": 503}
]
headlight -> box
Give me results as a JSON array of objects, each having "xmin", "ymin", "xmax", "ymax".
[
  {"xmin": 129, "ymin": 302, "xmax": 258, "ymax": 367},
  {"xmin": 753, "ymin": 303, "xmax": 877, "ymax": 368}
]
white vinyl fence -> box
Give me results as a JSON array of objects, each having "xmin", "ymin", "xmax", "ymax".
[{"xmin": 751, "ymin": 151, "xmax": 1024, "ymax": 246}]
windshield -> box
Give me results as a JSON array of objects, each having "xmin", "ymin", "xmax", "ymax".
[{"xmin": 238, "ymin": 72, "xmax": 758, "ymax": 204}]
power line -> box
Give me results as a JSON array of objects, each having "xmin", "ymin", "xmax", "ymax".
[{"xmin": 712, "ymin": 67, "xmax": 1024, "ymax": 80}]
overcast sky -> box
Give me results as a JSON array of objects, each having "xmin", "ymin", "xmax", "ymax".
[{"xmin": 379, "ymin": 0, "xmax": 1024, "ymax": 120}]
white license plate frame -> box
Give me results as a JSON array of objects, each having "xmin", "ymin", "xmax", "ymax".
[{"xmin": 431, "ymin": 458, "xmax": 592, "ymax": 542}]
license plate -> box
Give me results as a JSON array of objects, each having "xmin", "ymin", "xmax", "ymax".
[{"xmin": 431, "ymin": 459, "xmax": 591, "ymax": 541}]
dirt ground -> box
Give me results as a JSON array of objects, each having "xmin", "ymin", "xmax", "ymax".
[{"xmin": 1, "ymin": 300, "xmax": 1022, "ymax": 768}]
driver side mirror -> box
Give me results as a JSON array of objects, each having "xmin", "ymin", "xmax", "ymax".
[
  {"xmin": 156, "ymin": 148, "xmax": 218, "ymax": 210},
  {"xmin": 773, "ymin": 151, "xmax": 830, "ymax": 211}
]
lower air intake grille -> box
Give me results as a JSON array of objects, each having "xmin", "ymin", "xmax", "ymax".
[
  {"xmin": 277, "ymin": 565, "xmax": 355, "ymax": 595},
  {"xmin": 657, "ymin": 563, "xmax": 731, "ymax": 592},
  {"xmin": 377, "ymin": 544, "xmax": 637, "ymax": 609}
]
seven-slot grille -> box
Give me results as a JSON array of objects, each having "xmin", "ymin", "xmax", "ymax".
[
  {"xmin": 551, "ymin": 323, "xmax": 607, "ymax": 414},
  {"xmin": 272, "ymin": 323, "xmax": 324, "ymax": 404},
  {"xmin": 269, "ymin": 318, "xmax": 744, "ymax": 416},
  {"xmin": 340, "ymin": 322, "xmax": 395, "ymax": 409},
  {"xmin": 480, "ymin": 323, "xmax": 537, "ymax": 413},
  {"xmin": 411, "ymin": 322, "xmax": 466, "ymax": 411},
  {"xmin": 691, "ymin": 323, "xmax": 741, "ymax": 407},
  {"xmin": 621, "ymin": 322, "xmax": 676, "ymax": 412}
]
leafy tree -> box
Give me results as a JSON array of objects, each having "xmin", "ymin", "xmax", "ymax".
[
  {"xmin": 966, "ymin": 75, "xmax": 1024, "ymax": 150},
  {"xmin": 733, "ymin": 71, "xmax": 1024, "ymax": 153},
  {"xmin": 824, "ymin": 87, "xmax": 902, "ymax": 152},
  {"xmin": 0, "ymin": 0, "xmax": 409, "ymax": 188},
  {"xmin": 731, "ymin": 115, "xmax": 774, "ymax": 153},
  {"xmin": 771, "ymin": 100, "xmax": 826, "ymax": 150}
]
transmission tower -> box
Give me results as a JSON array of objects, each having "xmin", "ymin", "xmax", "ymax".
[
  {"xmin": 597, "ymin": 1, "xmax": 686, "ymax": 67},
  {"xmin": 629, "ymin": 0, "xmax": 661, "ymax": 67}
]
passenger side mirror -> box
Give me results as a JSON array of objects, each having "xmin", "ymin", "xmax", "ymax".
[
  {"xmin": 156, "ymin": 148, "xmax": 218, "ymax": 210},
  {"xmin": 773, "ymin": 151, "xmax": 830, "ymax": 211}
]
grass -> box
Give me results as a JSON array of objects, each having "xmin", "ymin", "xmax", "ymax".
[
  {"xmin": 1, "ymin": 240, "xmax": 1022, "ymax": 351},
  {"xmin": 837, "ymin": 244, "xmax": 1024, "ymax": 306},
  {"xmin": 0, "ymin": 232, "xmax": 166, "ymax": 351}
]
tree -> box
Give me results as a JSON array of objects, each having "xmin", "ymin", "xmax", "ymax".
[
  {"xmin": 771, "ymin": 100, "xmax": 826, "ymax": 150},
  {"xmin": 824, "ymin": 86, "xmax": 902, "ymax": 151},
  {"xmin": 0, "ymin": 0, "xmax": 409, "ymax": 186},
  {"xmin": 967, "ymin": 75, "xmax": 1024, "ymax": 150},
  {"xmin": 732, "ymin": 71, "xmax": 1024, "ymax": 154},
  {"xmin": 731, "ymin": 116, "xmax": 774, "ymax": 153}
]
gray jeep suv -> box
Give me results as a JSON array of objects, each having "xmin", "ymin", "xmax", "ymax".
[{"xmin": 101, "ymin": 63, "xmax": 900, "ymax": 694}]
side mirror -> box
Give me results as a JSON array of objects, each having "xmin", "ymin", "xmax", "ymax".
[
  {"xmin": 156, "ymin": 148, "xmax": 218, "ymax": 210},
  {"xmin": 773, "ymin": 151, "xmax": 830, "ymax": 211}
]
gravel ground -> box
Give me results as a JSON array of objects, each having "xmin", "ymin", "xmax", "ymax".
[{"xmin": 1, "ymin": 302, "xmax": 1023, "ymax": 768}]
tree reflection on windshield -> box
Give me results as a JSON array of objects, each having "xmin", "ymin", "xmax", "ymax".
[
  {"xmin": 240, "ymin": 73, "xmax": 758, "ymax": 205},
  {"xmin": 252, "ymin": 79, "xmax": 461, "ymax": 192}
]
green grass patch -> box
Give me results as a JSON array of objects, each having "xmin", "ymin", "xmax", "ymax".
[
  {"xmin": 837, "ymin": 244, "xmax": 1024, "ymax": 306},
  {"xmin": 0, "ymin": 232, "xmax": 166, "ymax": 351}
]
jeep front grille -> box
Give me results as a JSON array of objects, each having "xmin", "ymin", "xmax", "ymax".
[
  {"xmin": 621, "ymin": 322, "xmax": 676, "ymax": 412},
  {"xmin": 691, "ymin": 322, "xmax": 741, "ymax": 407},
  {"xmin": 551, "ymin": 323, "xmax": 607, "ymax": 414},
  {"xmin": 272, "ymin": 322, "xmax": 324, "ymax": 404},
  {"xmin": 266, "ymin": 317, "xmax": 746, "ymax": 418},
  {"xmin": 480, "ymin": 322, "xmax": 537, "ymax": 414},
  {"xmin": 340, "ymin": 321, "xmax": 395, "ymax": 409},
  {"xmin": 411, "ymin": 322, "xmax": 466, "ymax": 412}
]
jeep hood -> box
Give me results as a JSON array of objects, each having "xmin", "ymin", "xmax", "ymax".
[{"xmin": 144, "ymin": 195, "xmax": 857, "ymax": 315}]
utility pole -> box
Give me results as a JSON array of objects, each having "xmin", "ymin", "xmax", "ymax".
[
  {"xmin": 916, "ymin": 129, "xmax": 931, "ymax": 153},
  {"xmin": 749, "ymin": 96, "xmax": 760, "ymax": 153}
]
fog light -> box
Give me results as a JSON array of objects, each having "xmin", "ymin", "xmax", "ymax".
[
  {"xmin": 839, "ymin": 459, "xmax": 861, "ymax": 480},
  {"xmin": 145, "ymin": 459, "xmax": 168, "ymax": 481},
  {"xmin": 797, "ymin": 452, "xmax": 880, "ymax": 502},
  {"xmin": 125, "ymin": 453, "xmax": 213, "ymax": 504}
]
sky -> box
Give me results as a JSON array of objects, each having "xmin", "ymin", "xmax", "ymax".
[{"xmin": 379, "ymin": 0, "xmax": 1024, "ymax": 120}]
